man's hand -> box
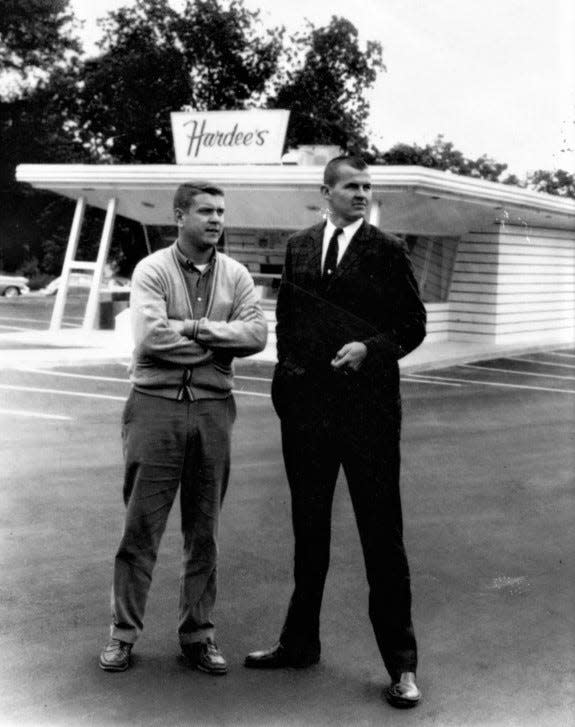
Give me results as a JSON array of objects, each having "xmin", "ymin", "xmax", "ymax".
[{"xmin": 331, "ymin": 342, "xmax": 368, "ymax": 373}]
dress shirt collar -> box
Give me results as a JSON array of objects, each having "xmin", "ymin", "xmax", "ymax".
[
  {"xmin": 174, "ymin": 240, "xmax": 216, "ymax": 274},
  {"xmin": 322, "ymin": 217, "xmax": 363, "ymax": 266},
  {"xmin": 324, "ymin": 217, "xmax": 363, "ymax": 243}
]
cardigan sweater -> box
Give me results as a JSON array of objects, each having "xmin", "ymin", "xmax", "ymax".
[{"xmin": 128, "ymin": 243, "xmax": 268, "ymax": 399}]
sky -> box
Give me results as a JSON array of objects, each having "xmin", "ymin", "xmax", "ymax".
[{"xmin": 70, "ymin": 0, "xmax": 575, "ymax": 177}]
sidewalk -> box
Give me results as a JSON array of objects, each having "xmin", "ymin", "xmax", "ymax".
[{"xmin": 0, "ymin": 326, "xmax": 572, "ymax": 371}]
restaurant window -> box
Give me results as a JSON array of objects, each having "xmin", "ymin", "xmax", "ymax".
[{"xmin": 399, "ymin": 235, "xmax": 459, "ymax": 303}]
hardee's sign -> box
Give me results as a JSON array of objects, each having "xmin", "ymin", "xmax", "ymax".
[{"xmin": 171, "ymin": 110, "xmax": 290, "ymax": 165}]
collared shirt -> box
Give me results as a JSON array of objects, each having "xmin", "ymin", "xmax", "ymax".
[
  {"xmin": 174, "ymin": 242, "xmax": 216, "ymax": 319},
  {"xmin": 173, "ymin": 242, "xmax": 229, "ymax": 401},
  {"xmin": 321, "ymin": 218, "xmax": 363, "ymax": 271}
]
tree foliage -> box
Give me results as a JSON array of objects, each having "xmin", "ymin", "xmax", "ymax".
[
  {"xmin": 0, "ymin": 0, "xmax": 80, "ymax": 79},
  {"xmin": 72, "ymin": 0, "xmax": 284, "ymax": 162},
  {"xmin": 2, "ymin": 0, "xmax": 571, "ymax": 275},
  {"xmin": 0, "ymin": 1, "xmax": 85, "ymax": 272},
  {"xmin": 269, "ymin": 17, "xmax": 384, "ymax": 152},
  {"xmin": 526, "ymin": 169, "xmax": 574, "ymax": 199},
  {"xmin": 367, "ymin": 135, "xmax": 516, "ymax": 184}
]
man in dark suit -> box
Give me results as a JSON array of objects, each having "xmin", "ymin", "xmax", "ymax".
[{"xmin": 244, "ymin": 156, "xmax": 427, "ymax": 708}]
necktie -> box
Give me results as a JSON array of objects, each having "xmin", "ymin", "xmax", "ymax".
[{"xmin": 323, "ymin": 227, "xmax": 342, "ymax": 280}]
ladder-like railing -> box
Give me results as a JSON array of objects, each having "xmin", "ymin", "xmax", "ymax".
[{"xmin": 50, "ymin": 197, "xmax": 118, "ymax": 332}]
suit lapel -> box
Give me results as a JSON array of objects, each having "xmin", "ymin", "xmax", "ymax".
[{"xmin": 302, "ymin": 222, "xmax": 325, "ymax": 283}]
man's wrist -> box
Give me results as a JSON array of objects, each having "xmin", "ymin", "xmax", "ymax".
[{"xmin": 182, "ymin": 319, "xmax": 199, "ymax": 339}]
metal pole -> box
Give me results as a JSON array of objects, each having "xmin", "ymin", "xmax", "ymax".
[
  {"xmin": 50, "ymin": 196, "xmax": 86, "ymax": 332},
  {"xmin": 369, "ymin": 199, "xmax": 381, "ymax": 227},
  {"xmin": 83, "ymin": 197, "xmax": 117, "ymax": 331},
  {"xmin": 141, "ymin": 223, "xmax": 152, "ymax": 255}
]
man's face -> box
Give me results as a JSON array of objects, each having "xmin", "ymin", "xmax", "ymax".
[
  {"xmin": 175, "ymin": 193, "xmax": 225, "ymax": 250},
  {"xmin": 321, "ymin": 164, "xmax": 372, "ymax": 225}
]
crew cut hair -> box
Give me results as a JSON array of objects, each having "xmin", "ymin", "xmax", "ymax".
[
  {"xmin": 323, "ymin": 155, "xmax": 368, "ymax": 186},
  {"xmin": 173, "ymin": 181, "xmax": 224, "ymax": 212}
]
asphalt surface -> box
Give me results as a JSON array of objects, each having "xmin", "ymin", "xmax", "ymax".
[
  {"xmin": 0, "ymin": 294, "xmax": 85, "ymax": 343},
  {"xmin": 0, "ymin": 297, "xmax": 574, "ymax": 726}
]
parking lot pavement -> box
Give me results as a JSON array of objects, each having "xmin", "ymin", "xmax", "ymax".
[
  {"xmin": 0, "ymin": 295, "xmax": 84, "ymax": 333},
  {"xmin": 0, "ymin": 351, "xmax": 573, "ymax": 726}
]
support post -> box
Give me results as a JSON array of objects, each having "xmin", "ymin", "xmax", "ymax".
[
  {"xmin": 50, "ymin": 196, "xmax": 86, "ymax": 332},
  {"xmin": 369, "ymin": 199, "xmax": 381, "ymax": 227},
  {"xmin": 83, "ymin": 197, "xmax": 117, "ymax": 331},
  {"xmin": 141, "ymin": 222, "xmax": 152, "ymax": 255}
]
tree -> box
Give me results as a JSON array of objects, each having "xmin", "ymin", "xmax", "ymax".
[
  {"xmin": 0, "ymin": 82, "xmax": 90, "ymax": 271},
  {"xmin": 0, "ymin": 1, "xmax": 84, "ymax": 272},
  {"xmin": 0, "ymin": 0, "xmax": 80, "ymax": 81},
  {"xmin": 367, "ymin": 135, "xmax": 514, "ymax": 184},
  {"xmin": 0, "ymin": 66, "xmax": 148, "ymax": 275},
  {"xmin": 526, "ymin": 169, "xmax": 574, "ymax": 199},
  {"xmin": 72, "ymin": 0, "xmax": 284, "ymax": 162},
  {"xmin": 70, "ymin": 6, "xmax": 384, "ymax": 161},
  {"xmin": 268, "ymin": 17, "xmax": 384, "ymax": 152}
]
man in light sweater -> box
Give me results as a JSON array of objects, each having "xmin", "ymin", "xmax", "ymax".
[{"xmin": 99, "ymin": 181, "xmax": 267, "ymax": 675}]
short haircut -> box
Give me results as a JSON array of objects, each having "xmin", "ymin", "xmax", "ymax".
[
  {"xmin": 173, "ymin": 181, "xmax": 224, "ymax": 212},
  {"xmin": 323, "ymin": 155, "xmax": 368, "ymax": 186}
]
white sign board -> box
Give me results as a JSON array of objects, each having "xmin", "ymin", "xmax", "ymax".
[{"xmin": 171, "ymin": 110, "xmax": 290, "ymax": 165}]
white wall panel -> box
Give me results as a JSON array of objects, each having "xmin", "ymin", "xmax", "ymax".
[{"xmin": 447, "ymin": 226, "xmax": 575, "ymax": 344}]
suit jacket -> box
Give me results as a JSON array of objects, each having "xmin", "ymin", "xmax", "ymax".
[{"xmin": 274, "ymin": 220, "xmax": 426, "ymax": 402}]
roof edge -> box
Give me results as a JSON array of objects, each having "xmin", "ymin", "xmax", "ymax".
[{"xmin": 15, "ymin": 163, "xmax": 575, "ymax": 217}]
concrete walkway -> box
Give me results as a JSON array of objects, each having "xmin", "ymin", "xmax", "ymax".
[{"xmin": 1, "ymin": 325, "xmax": 573, "ymax": 372}]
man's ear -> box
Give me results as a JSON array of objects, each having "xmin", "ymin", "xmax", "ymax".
[
  {"xmin": 320, "ymin": 184, "xmax": 331, "ymax": 202},
  {"xmin": 174, "ymin": 208, "xmax": 184, "ymax": 227}
]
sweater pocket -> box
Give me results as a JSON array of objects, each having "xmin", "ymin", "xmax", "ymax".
[{"xmin": 192, "ymin": 361, "xmax": 233, "ymax": 393}]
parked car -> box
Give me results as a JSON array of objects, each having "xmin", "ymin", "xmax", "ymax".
[
  {"xmin": 0, "ymin": 273, "xmax": 30, "ymax": 297},
  {"xmin": 41, "ymin": 272, "xmax": 130, "ymax": 296}
]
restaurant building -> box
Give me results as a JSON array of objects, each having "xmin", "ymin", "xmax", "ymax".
[{"xmin": 16, "ymin": 158, "xmax": 575, "ymax": 351}]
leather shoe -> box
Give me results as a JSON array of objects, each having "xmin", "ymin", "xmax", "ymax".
[
  {"xmin": 385, "ymin": 672, "xmax": 421, "ymax": 708},
  {"xmin": 99, "ymin": 638, "xmax": 133, "ymax": 672},
  {"xmin": 244, "ymin": 643, "xmax": 319, "ymax": 669},
  {"xmin": 181, "ymin": 639, "xmax": 228, "ymax": 675}
]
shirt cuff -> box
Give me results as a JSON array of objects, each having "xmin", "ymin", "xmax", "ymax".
[{"xmin": 182, "ymin": 319, "xmax": 199, "ymax": 339}]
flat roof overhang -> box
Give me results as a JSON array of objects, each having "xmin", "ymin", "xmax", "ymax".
[{"xmin": 15, "ymin": 164, "xmax": 575, "ymax": 235}]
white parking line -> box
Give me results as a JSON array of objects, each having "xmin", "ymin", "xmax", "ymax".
[
  {"xmin": 4, "ymin": 370, "xmax": 468, "ymax": 397},
  {"xmin": 507, "ymin": 356, "xmax": 575, "ymax": 370},
  {"xmin": 407, "ymin": 373, "xmax": 575, "ymax": 395},
  {"xmin": 1, "ymin": 381, "xmax": 270, "ymax": 401},
  {"xmin": 19, "ymin": 367, "xmax": 129, "ymax": 384},
  {"xmin": 232, "ymin": 389, "xmax": 270, "ymax": 398},
  {"xmin": 462, "ymin": 364, "xmax": 575, "ymax": 381},
  {"xmin": 0, "ymin": 408, "xmax": 73, "ymax": 421},
  {"xmin": 235, "ymin": 374, "xmax": 272, "ymax": 383},
  {"xmin": 402, "ymin": 377, "xmax": 462, "ymax": 387},
  {"xmin": 0, "ymin": 384, "xmax": 126, "ymax": 401},
  {"xmin": 0, "ymin": 323, "xmax": 30, "ymax": 331},
  {"xmin": 238, "ymin": 374, "xmax": 464, "ymax": 387},
  {"xmin": 0, "ymin": 315, "xmax": 80, "ymax": 328},
  {"xmin": 20, "ymin": 369, "xmax": 271, "ymax": 393}
]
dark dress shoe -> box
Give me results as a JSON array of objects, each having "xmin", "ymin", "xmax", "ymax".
[
  {"xmin": 385, "ymin": 672, "xmax": 421, "ymax": 708},
  {"xmin": 181, "ymin": 639, "xmax": 228, "ymax": 675},
  {"xmin": 244, "ymin": 643, "xmax": 320, "ymax": 669}
]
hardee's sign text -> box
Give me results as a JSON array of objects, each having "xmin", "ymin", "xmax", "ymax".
[{"xmin": 171, "ymin": 110, "xmax": 290, "ymax": 165}]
